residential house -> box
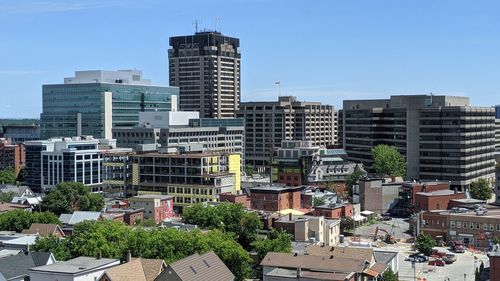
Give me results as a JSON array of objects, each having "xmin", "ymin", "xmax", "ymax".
[
  {"xmin": 0, "ymin": 231, "xmax": 38, "ymax": 250},
  {"xmin": 21, "ymin": 223, "xmax": 65, "ymax": 237},
  {"xmin": 98, "ymin": 257, "xmax": 166, "ymax": 281},
  {"xmin": 0, "ymin": 202, "xmax": 31, "ymax": 213},
  {"xmin": 59, "ymin": 211, "xmax": 102, "ymax": 235},
  {"xmin": 273, "ymin": 214, "xmax": 341, "ymax": 246},
  {"xmin": 29, "ymin": 256, "xmax": 120, "ymax": 281},
  {"xmin": 0, "ymin": 252, "xmax": 55, "ymax": 281},
  {"xmin": 129, "ymin": 195, "xmax": 174, "ymax": 224},
  {"xmin": 154, "ymin": 251, "xmax": 234, "ymax": 281}
]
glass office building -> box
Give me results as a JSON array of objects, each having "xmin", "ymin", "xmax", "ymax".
[{"xmin": 41, "ymin": 70, "xmax": 179, "ymax": 139}]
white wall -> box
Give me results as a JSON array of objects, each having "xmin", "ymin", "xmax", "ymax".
[{"xmin": 139, "ymin": 111, "xmax": 199, "ymax": 128}]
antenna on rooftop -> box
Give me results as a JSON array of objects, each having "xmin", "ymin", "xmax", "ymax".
[
  {"xmin": 193, "ymin": 20, "xmax": 199, "ymax": 32},
  {"xmin": 215, "ymin": 16, "xmax": 220, "ymax": 32}
]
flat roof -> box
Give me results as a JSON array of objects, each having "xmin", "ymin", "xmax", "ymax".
[
  {"xmin": 131, "ymin": 194, "xmax": 173, "ymax": 200},
  {"xmin": 30, "ymin": 256, "xmax": 118, "ymax": 274},
  {"xmin": 416, "ymin": 190, "xmax": 462, "ymax": 196}
]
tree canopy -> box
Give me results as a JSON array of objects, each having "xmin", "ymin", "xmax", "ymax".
[
  {"xmin": 0, "ymin": 210, "xmax": 60, "ymax": 232},
  {"xmin": 182, "ymin": 203, "xmax": 263, "ymax": 250},
  {"xmin": 41, "ymin": 182, "xmax": 104, "ymax": 215},
  {"xmin": 415, "ymin": 233, "xmax": 436, "ymax": 256},
  {"xmin": 0, "ymin": 168, "xmax": 16, "ymax": 184},
  {"xmin": 371, "ymin": 144, "xmax": 406, "ymax": 178},
  {"xmin": 251, "ymin": 230, "xmax": 292, "ymax": 261},
  {"xmin": 469, "ymin": 178, "xmax": 493, "ymax": 201},
  {"xmin": 0, "ymin": 191, "xmax": 16, "ymax": 203},
  {"xmin": 381, "ymin": 268, "xmax": 398, "ymax": 281},
  {"xmin": 33, "ymin": 220, "xmax": 253, "ymax": 281}
]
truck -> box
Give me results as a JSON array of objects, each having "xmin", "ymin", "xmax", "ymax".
[{"xmin": 449, "ymin": 240, "xmax": 465, "ymax": 253}]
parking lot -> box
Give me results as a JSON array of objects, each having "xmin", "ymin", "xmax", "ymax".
[{"xmin": 383, "ymin": 245, "xmax": 489, "ymax": 281}]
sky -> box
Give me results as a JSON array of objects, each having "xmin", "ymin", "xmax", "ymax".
[{"xmin": 1, "ymin": 0, "xmax": 500, "ymax": 118}]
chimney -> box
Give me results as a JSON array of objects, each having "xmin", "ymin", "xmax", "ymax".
[
  {"xmin": 289, "ymin": 213, "xmax": 292, "ymax": 221},
  {"xmin": 97, "ymin": 251, "xmax": 102, "ymax": 260},
  {"xmin": 296, "ymin": 267, "xmax": 302, "ymax": 277}
]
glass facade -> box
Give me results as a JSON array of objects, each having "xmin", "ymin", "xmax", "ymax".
[
  {"xmin": 496, "ymin": 105, "xmax": 500, "ymax": 119},
  {"xmin": 41, "ymin": 83, "xmax": 178, "ymax": 139}
]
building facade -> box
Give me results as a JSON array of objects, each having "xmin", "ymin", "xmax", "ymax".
[
  {"xmin": 2, "ymin": 124, "xmax": 40, "ymax": 144},
  {"xmin": 238, "ymin": 96, "xmax": 337, "ymax": 171},
  {"xmin": 343, "ymin": 95, "xmax": 495, "ymax": 190},
  {"xmin": 0, "ymin": 138, "xmax": 24, "ymax": 176},
  {"xmin": 129, "ymin": 195, "xmax": 174, "ymax": 224},
  {"xmin": 249, "ymin": 185, "xmax": 302, "ymax": 212},
  {"xmin": 169, "ymin": 31, "xmax": 240, "ymax": 119},
  {"xmin": 131, "ymin": 151, "xmax": 241, "ymax": 207},
  {"xmin": 41, "ymin": 70, "xmax": 178, "ymax": 139},
  {"xmin": 24, "ymin": 136, "xmax": 120, "ymax": 193},
  {"xmin": 496, "ymin": 105, "xmax": 500, "ymax": 151}
]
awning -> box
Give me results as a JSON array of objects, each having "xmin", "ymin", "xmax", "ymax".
[
  {"xmin": 361, "ymin": 210, "xmax": 375, "ymax": 216},
  {"xmin": 354, "ymin": 214, "xmax": 367, "ymax": 221}
]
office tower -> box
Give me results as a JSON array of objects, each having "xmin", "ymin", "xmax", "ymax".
[
  {"xmin": 496, "ymin": 105, "xmax": 500, "ymax": 151},
  {"xmin": 112, "ymin": 111, "xmax": 245, "ymax": 160},
  {"xmin": 237, "ymin": 96, "xmax": 337, "ymax": 171},
  {"xmin": 169, "ymin": 31, "xmax": 240, "ymax": 118},
  {"xmin": 41, "ymin": 70, "xmax": 178, "ymax": 139},
  {"xmin": 2, "ymin": 124, "xmax": 40, "ymax": 144},
  {"xmin": 342, "ymin": 95, "xmax": 495, "ymax": 190},
  {"xmin": 24, "ymin": 136, "xmax": 120, "ymax": 193}
]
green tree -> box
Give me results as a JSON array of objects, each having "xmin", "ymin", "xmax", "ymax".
[
  {"xmin": 346, "ymin": 168, "xmax": 365, "ymax": 189},
  {"xmin": 0, "ymin": 168, "xmax": 16, "ymax": 184},
  {"xmin": 0, "ymin": 210, "xmax": 60, "ymax": 232},
  {"xmin": 340, "ymin": 217, "xmax": 355, "ymax": 233},
  {"xmin": 251, "ymin": 230, "xmax": 292, "ymax": 261},
  {"xmin": 41, "ymin": 182, "xmax": 104, "ymax": 215},
  {"xmin": 381, "ymin": 268, "xmax": 398, "ymax": 281},
  {"xmin": 371, "ymin": 144, "xmax": 406, "ymax": 177},
  {"xmin": 32, "ymin": 234, "xmax": 72, "ymax": 260},
  {"xmin": 0, "ymin": 191, "xmax": 16, "ymax": 203},
  {"xmin": 469, "ymin": 178, "xmax": 493, "ymax": 201},
  {"xmin": 138, "ymin": 218, "xmax": 157, "ymax": 227},
  {"xmin": 415, "ymin": 233, "xmax": 436, "ymax": 256},
  {"xmin": 313, "ymin": 196, "xmax": 326, "ymax": 207},
  {"xmin": 245, "ymin": 165, "xmax": 255, "ymax": 176}
]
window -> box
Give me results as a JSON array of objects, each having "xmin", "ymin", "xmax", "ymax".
[
  {"xmin": 470, "ymin": 222, "xmax": 474, "ymax": 229},
  {"xmin": 496, "ymin": 224, "xmax": 500, "ymax": 231},
  {"xmin": 484, "ymin": 224, "xmax": 488, "ymax": 231},
  {"xmin": 463, "ymin": 222, "xmax": 467, "ymax": 229},
  {"xmin": 476, "ymin": 223, "xmax": 480, "ymax": 229},
  {"xmin": 490, "ymin": 224, "xmax": 494, "ymax": 231},
  {"xmin": 450, "ymin": 221, "xmax": 455, "ymax": 228},
  {"xmin": 457, "ymin": 221, "xmax": 461, "ymax": 228}
]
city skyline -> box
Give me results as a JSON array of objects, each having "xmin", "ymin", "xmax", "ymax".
[{"xmin": 2, "ymin": 0, "xmax": 500, "ymax": 118}]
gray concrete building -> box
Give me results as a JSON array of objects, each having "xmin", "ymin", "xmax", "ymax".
[
  {"xmin": 2, "ymin": 124, "xmax": 40, "ymax": 144},
  {"xmin": 169, "ymin": 31, "xmax": 240, "ymax": 119},
  {"xmin": 237, "ymin": 96, "xmax": 337, "ymax": 171},
  {"xmin": 342, "ymin": 95, "xmax": 495, "ymax": 190}
]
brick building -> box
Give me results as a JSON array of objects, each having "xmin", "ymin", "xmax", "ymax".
[
  {"xmin": 0, "ymin": 138, "xmax": 24, "ymax": 176},
  {"xmin": 399, "ymin": 181, "xmax": 450, "ymax": 213},
  {"xmin": 414, "ymin": 189, "xmax": 466, "ymax": 212},
  {"xmin": 105, "ymin": 208, "xmax": 144, "ymax": 225},
  {"xmin": 129, "ymin": 195, "xmax": 174, "ymax": 224},
  {"xmin": 489, "ymin": 245, "xmax": 500, "ymax": 281},
  {"xmin": 249, "ymin": 185, "xmax": 301, "ymax": 212},
  {"xmin": 312, "ymin": 203, "xmax": 354, "ymax": 219},
  {"xmin": 356, "ymin": 178, "xmax": 402, "ymax": 215},
  {"xmin": 219, "ymin": 192, "xmax": 251, "ymax": 209}
]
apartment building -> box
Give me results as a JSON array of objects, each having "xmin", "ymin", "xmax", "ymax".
[
  {"xmin": 129, "ymin": 195, "xmax": 174, "ymax": 224},
  {"xmin": 343, "ymin": 95, "xmax": 495, "ymax": 190},
  {"xmin": 0, "ymin": 138, "xmax": 24, "ymax": 175},
  {"xmin": 24, "ymin": 136, "xmax": 120, "ymax": 193},
  {"xmin": 112, "ymin": 111, "xmax": 245, "ymax": 161},
  {"xmin": 41, "ymin": 70, "xmax": 178, "ymax": 139},
  {"xmin": 169, "ymin": 31, "xmax": 240, "ymax": 119},
  {"xmin": 496, "ymin": 105, "xmax": 500, "ymax": 151},
  {"xmin": 238, "ymin": 96, "xmax": 337, "ymax": 171},
  {"xmin": 131, "ymin": 150, "xmax": 241, "ymax": 207}
]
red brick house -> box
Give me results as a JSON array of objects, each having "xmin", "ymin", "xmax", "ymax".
[
  {"xmin": 249, "ymin": 185, "xmax": 302, "ymax": 212},
  {"xmin": 312, "ymin": 204, "xmax": 354, "ymax": 219}
]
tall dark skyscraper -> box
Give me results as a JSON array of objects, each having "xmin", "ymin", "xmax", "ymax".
[{"xmin": 169, "ymin": 31, "xmax": 241, "ymax": 119}]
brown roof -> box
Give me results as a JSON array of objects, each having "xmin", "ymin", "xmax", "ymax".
[
  {"xmin": 363, "ymin": 262, "xmax": 388, "ymax": 277},
  {"xmin": 100, "ymin": 258, "xmax": 166, "ymax": 281},
  {"xmin": 306, "ymin": 245, "xmax": 375, "ymax": 263},
  {"xmin": 0, "ymin": 202, "xmax": 30, "ymax": 212},
  {"xmin": 21, "ymin": 223, "xmax": 65, "ymax": 237},
  {"xmin": 260, "ymin": 252, "xmax": 368, "ymax": 273},
  {"xmin": 156, "ymin": 251, "xmax": 234, "ymax": 281}
]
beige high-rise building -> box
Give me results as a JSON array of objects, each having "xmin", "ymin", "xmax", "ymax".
[{"xmin": 169, "ymin": 31, "xmax": 240, "ymax": 119}]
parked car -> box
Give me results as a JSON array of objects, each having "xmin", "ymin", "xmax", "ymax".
[
  {"xmin": 431, "ymin": 249, "xmax": 446, "ymax": 258},
  {"xmin": 428, "ymin": 258, "xmax": 446, "ymax": 266},
  {"xmin": 405, "ymin": 253, "xmax": 428, "ymax": 263},
  {"xmin": 443, "ymin": 254, "xmax": 456, "ymax": 264},
  {"xmin": 449, "ymin": 241, "xmax": 466, "ymax": 253}
]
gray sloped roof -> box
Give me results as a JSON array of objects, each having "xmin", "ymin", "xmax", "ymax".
[
  {"xmin": 373, "ymin": 251, "xmax": 398, "ymax": 265},
  {"xmin": 59, "ymin": 211, "xmax": 101, "ymax": 225},
  {"xmin": 0, "ymin": 252, "xmax": 52, "ymax": 280}
]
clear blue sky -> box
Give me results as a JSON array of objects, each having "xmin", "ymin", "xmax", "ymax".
[{"xmin": 1, "ymin": 0, "xmax": 499, "ymax": 118}]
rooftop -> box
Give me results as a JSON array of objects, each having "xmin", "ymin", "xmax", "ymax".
[
  {"xmin": 265, "ymin": 267, "xmax": 352, "ymax": 281},
  {"xmin": 260, "ymin": 252, "xmax": 367, "ymax": 273},
  {"xmin": 160, "ymin": 251, "xmax": 234, "ymax": 281},
  {"xmin": 100, "ymin": 258, "xmax": 166, "ymax": 281},
  {"xmin": 131, "ymin": 195, "xmax": 173, "ymax": 200},
  {"xmin": 416, "ymin": 190, "xmax": 463, "ymax": 196},
  {"xmin": 59, "ymin": 211, "xmax": 102, "ymax": 225},
  {"xmin": 29, "ymin": 256, "xmax": 119, "ymax": 274}
]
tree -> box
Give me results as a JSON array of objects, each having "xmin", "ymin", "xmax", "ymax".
[
  {"xmin": 0, "ymin": 168, "xmax": 16, "ymax": 184},
  {"xmin": 381, "ymin": 268, "xmax": 398, "ymax": 281},
  {"xmin": 138, "ymin": 218, "xmax": 157, "ymax": 227},
  {"xmin": 313, "ymin": 196, "xmax": 326, "ymax": 207},
  {"xmin": 0, "ymin": 210, "xmax": 60, "ymax": 232},
  {"xmin": 32, "ymin": 234, "xmax": 72, "ymax": 261},
  {"xmin": 245, "ymin": 165, "xmax": 255, "ymax": 176},
  {"xmin": 41, "ymin": 182, "xmax": 104, "ymax": 215},
  {"xmin": 0, "ymin": 191, "xmax": 16, "ymax": 203},
  {"xmin": 371, "ymin": 144, "xmax": 406, "ymax": 178},
  {"xmin": 340, "ymin": 217, "xmax": 355, "ymax": 233},
  {"xmin": 415, "ymin": 233, "xmax": 436, "ymax": 256},
  {"xmin": 251, "ymin": 230, "xmax": 292, "ymax": 261},
  {"xmin": 345, "ymin": 168, "xmax": 366, "ymax": 197},
  {"xmin": 469, "ymin": 178, "xmax": 493, "ymax": 201}
]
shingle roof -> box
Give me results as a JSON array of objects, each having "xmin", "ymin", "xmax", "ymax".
[
  {"xmin": 100, "ymin": 258, "xmax": 165, "ymax": 281},
  {"xmin": 260, "ymin": 252, "xmax": 367, "ymax": 273},
  {"xmin": 157, "ymin": 251, "xmax": 234, "ymax": 281},
  {"xmin": 373, "ymin": 251, "xmax": 398, "ymax": 265},
  {"xmin": 22, "ymin": 223, "xmax": 65, "ymax": 237},
  {"xmin": 306, "ymin": 245, "xmax": 374, "ymax": 263},
  {"xmin": 0, "ymin": 252, "xmax": 53, "ymax": 280},
  {"xmin": 363, "ymin": 262, "xmax": 388, "ymax": 277}
]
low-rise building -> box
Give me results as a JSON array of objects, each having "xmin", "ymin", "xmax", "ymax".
[
  {"xmin": 311, "ymin": 203, "xmax": 354, "ymax": 219},
  {"xmin": 0, "ymin": 252, "xmax": 55, "ymax": 281},
  {"xmin": 98, "ymin": 257, "xmax": 166, "ymax": 281},
  {"xmin": 129, "ymin": 195, "xmax": 174, "ymax": 224},
  {"xmin": 219, "ymin": 192, "xmax": 251, "ymax": 209},
  {"xmin": 29, "ymin": 256, "xmax": 120, "ymax": 281},
  {"xmin": 105, "ymin": 208, "xmax": 144, "ymax": 226},
  {"xmin": 273, "ymin": 214, "xmax": 341, "ymax": 246},
  {"xmin": 59, "ymin": 211, "xmax": 102, "ymax": 227},
  {"xmin": 0, "ymin": 138, "xmax": 24, "ymax": 176},
  {"xmin": 489, "ymin": 244, "xmax": 500, "ymax": 281},
  {"xmin": 356, "ymin": 177, "xmax": 403, "ymax": 215},
  {"xmin": 249, "ymin": 185, "xmax": 302, "ymax": 212},
  {"xmin": 0, "ymin": 202, "xmax": 31, "ymax": 213},
  {"xmin": 414, "ymin": 189, "xmax": 466, "ymax": 212},
  {"xmin": 21, "ymin": 223, "xmax": 65, "ymax": 237},
  {"xmin": 155, "ymin": 251, "xmax": 234, "ymax": 281},
  {"xmin": 399, "ymin": 181, "xmax": 451, "ymax": 215}
]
